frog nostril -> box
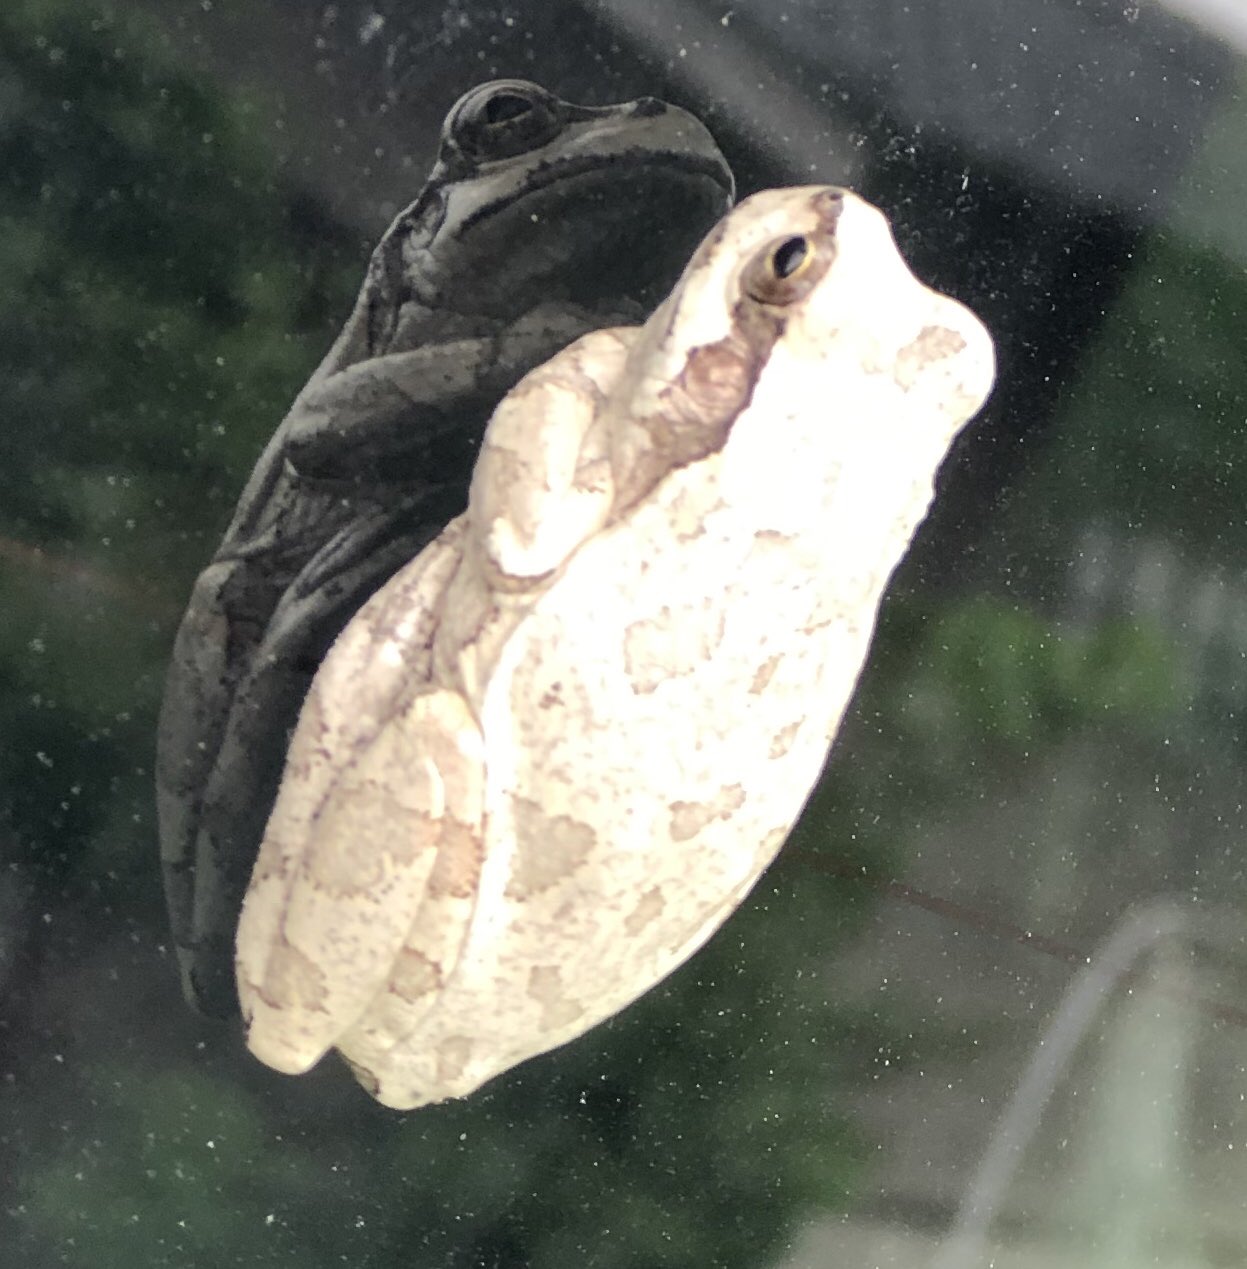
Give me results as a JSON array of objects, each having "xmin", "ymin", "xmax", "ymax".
[{"xmin": 813, "ymin": 188, "xmax": 845, "ymax": 229}]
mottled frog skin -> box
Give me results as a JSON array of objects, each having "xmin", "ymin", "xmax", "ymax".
[
  {"xmin": 235, "ymin": 186, "xmax": 996, "ymax": 1109},
  {"xmin": 156, "ymin": 79, "xmax": 734, "ymax": 1016}
]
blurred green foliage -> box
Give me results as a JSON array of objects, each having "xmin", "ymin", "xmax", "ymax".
[
  {"xmin": 882, "ymin": 597, "xmax": 1179, "ymax": 759},
  {"xmin": 0, "ymin": 1, "xmax": 354, "ymax": 559},
  {"xmin": 0, "ymin": 2, "xmax": 1209, "ymax": 1267},
  {"xmin": 0, "ymin": 0, "xmax": 357, "ymax": 887},
  {"xmin": 1012, "ymin": 226, "xmax": 1247, "ymax": 559},
  {"xmin": 15, "ymin": 904, "xmax": 862, "ymax": 1269}
]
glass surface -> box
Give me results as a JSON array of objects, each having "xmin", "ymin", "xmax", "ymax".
[{"xmin": 3, "ymin": 1, "xmax": 1246, "ymax": 1265}]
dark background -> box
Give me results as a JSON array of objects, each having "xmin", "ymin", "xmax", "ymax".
[{"xmin": 3, "ymin": 1, "xmax": 1246, "ymax": 1264}]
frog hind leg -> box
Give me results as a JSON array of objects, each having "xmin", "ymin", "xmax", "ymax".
[
  {"xmin": 332, "ymin": 724, "xmax": 491, "ymax": 1107},
  {"xmin": 155, "ymin": 557, "xmax": 275, "ymax": 996},
  {"xmin": 231, "ymin": 519, "xmax": 468, "ymax": 1060},
  {"xmin": 236, "ymin": 683, "xmax": 484, "ymax": 1080},
  {"xmin": 181, "ymin": 497, "xmax": 463, "ymax": 1017}
]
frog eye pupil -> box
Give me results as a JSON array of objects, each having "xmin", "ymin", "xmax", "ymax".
[
  {"xmin": 742, "ymin": 233, "xmax": 825, "ymax": 306},
  {"xmin": 773, "ymin": 237, "xmax": 808, "ymax": 279},
  {"xmin": 484, "ymin": 92, "xmax": 533, "ymax": 126}
]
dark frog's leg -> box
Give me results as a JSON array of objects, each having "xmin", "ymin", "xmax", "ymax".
[
  {"xmin": 182, "ymin": 486, "xmax": 464, "ymax": 1017},
  {"xmin": 156, "ymin": 555, "xmax": 287, "ymax": 985}
]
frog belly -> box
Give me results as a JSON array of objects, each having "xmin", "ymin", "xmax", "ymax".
[{"xmin": 365, "ymin": 469, "xmax": 891, "ymax": 1105}]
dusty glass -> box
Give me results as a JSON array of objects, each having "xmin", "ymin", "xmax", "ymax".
[{"xmin": 3, "ymin": 1, "xmax": 1246, "ymax": 1266}]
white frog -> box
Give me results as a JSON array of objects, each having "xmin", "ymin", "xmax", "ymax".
[{"xmin": 235, "ymin": 186, "xmax": 996, "ymax": 1109}]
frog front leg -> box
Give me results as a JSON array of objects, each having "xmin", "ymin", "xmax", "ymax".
[
  {"xmin": 467, "ymin": 326, "xmax": 639, "ymax": 581},
  {"xmin": 282, "ymin": 303, "xmax": 612, "ymax": 479}
]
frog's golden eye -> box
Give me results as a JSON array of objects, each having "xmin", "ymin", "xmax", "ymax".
[
  {"xmin": 772, "ymin": 236, "xmax": 809, "ymax": 279},
  {"xmin": 742, "ymin": 234, "xmax": 824, "ymax": 306}
]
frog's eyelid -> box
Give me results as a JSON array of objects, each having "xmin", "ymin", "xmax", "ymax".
[{"xmin": 445, "ymin": 87, "xmax": 565, "ymax": 166}]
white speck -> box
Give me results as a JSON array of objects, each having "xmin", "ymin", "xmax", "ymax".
[{"xmin": 359, "ymin": 12, "xmax": 384, "ymax": 44}]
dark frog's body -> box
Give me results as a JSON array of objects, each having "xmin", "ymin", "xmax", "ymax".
[{"xmin": 156, "ymin": 79, "xmax": 734, "ymax": 1017}]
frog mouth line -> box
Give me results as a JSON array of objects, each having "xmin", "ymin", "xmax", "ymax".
[{"xmin": 456, "ymin": 149, "xmax": 734, "ymax": 235}]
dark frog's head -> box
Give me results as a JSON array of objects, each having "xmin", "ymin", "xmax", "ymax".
[{"xmin": 373, "ymin": 79, "xmax": 734, "ymax": 338}]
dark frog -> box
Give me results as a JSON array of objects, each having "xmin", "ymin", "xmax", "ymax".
[{"xmin": 156, "ymin": 79, "xmax": 734, "ymax": 1017}]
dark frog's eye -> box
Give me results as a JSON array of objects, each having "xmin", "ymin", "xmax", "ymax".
[
  {"xmin": 446, "ymin": 79, "xmax": 564, "ymax": 164},
  {"xmin": 742, "ymin": 234, "xmax": 827, "ymax": 306},
  {"xmin": 481, "ymin": 91, "xmax": 531, "ymax": 125}
]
